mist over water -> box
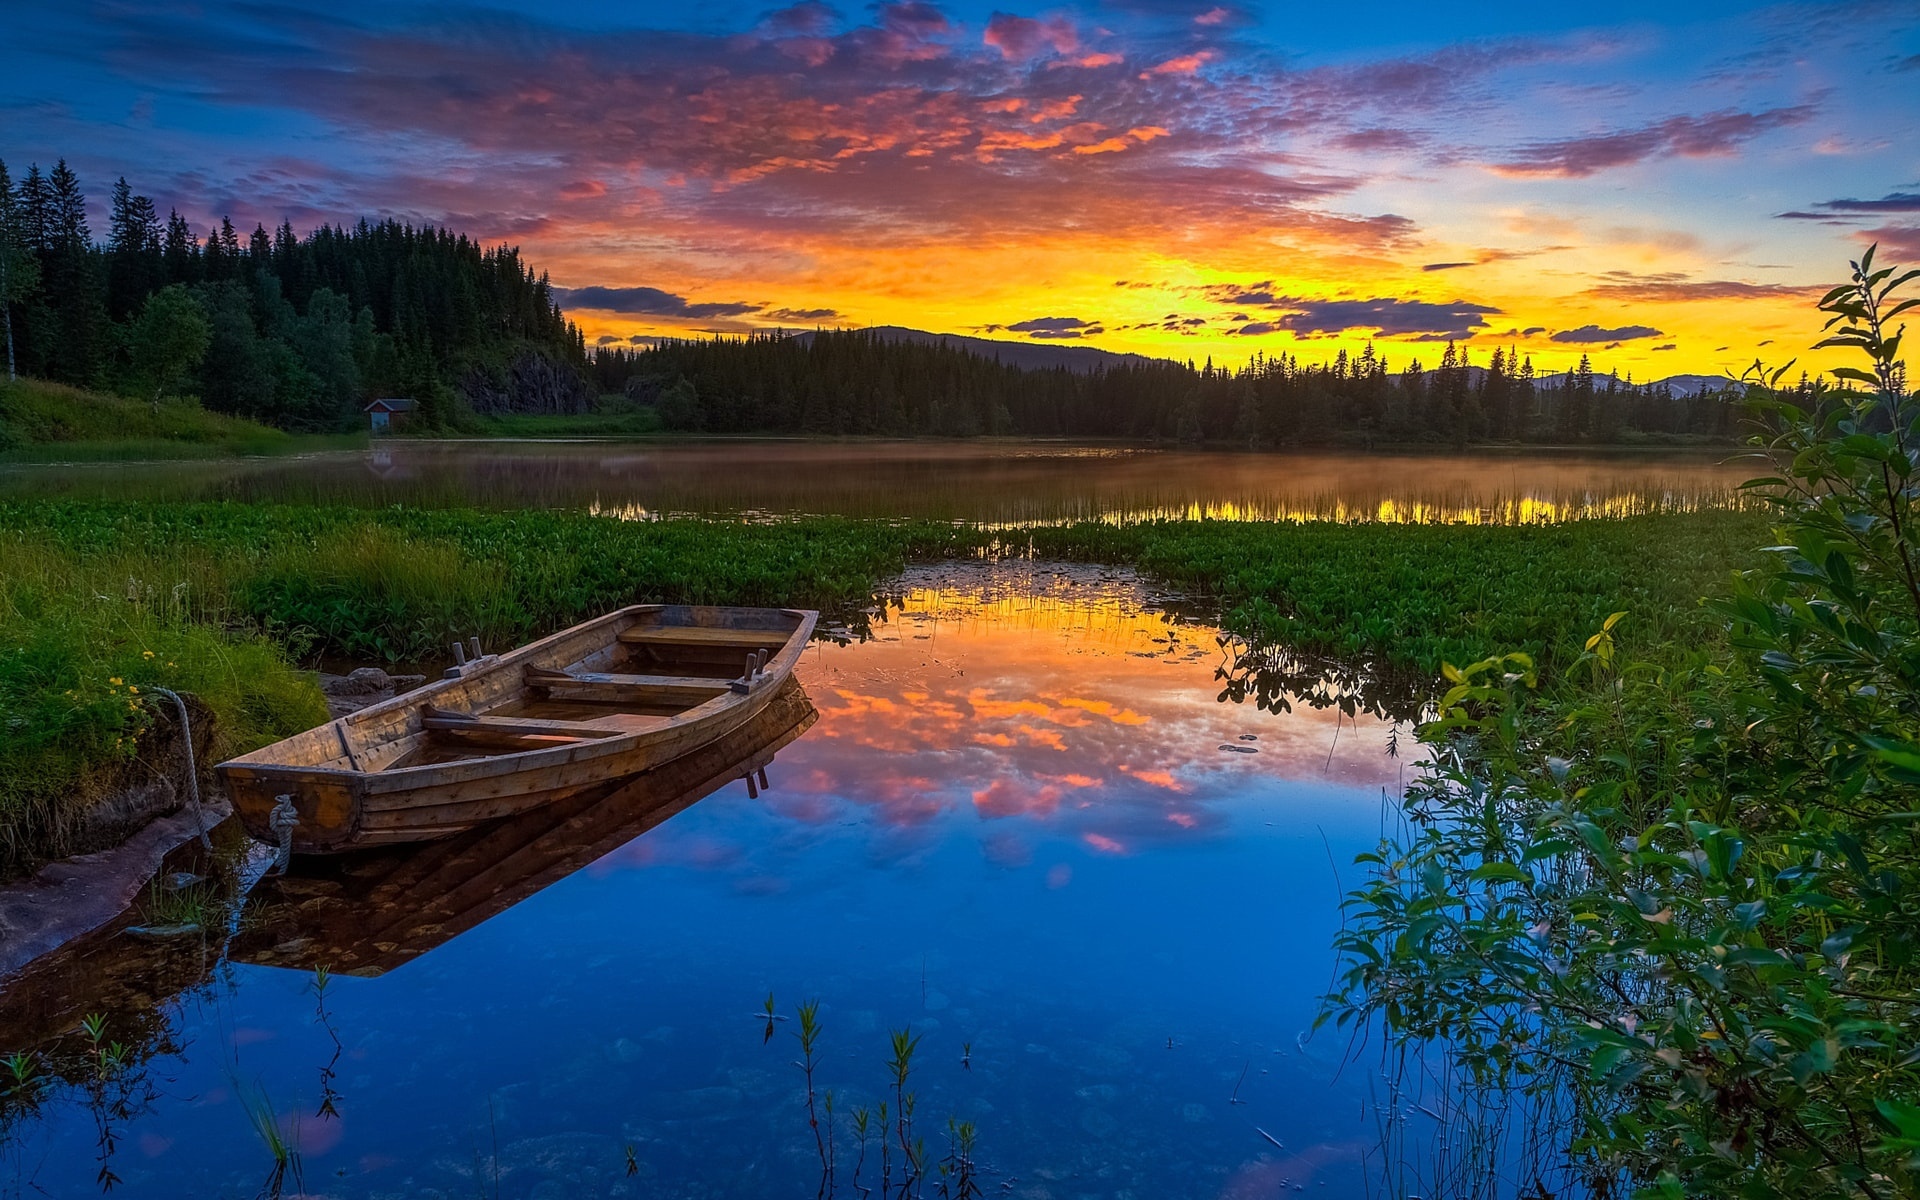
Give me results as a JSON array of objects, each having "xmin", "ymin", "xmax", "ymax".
[{"xmin": 0, "ymin": 441, "xmax": 1751, "ymax": 524}]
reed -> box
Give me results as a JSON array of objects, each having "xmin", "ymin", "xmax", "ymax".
[{"xmin": 236, "ymin": 1080, "xmax": 303, "ymax": 1199}]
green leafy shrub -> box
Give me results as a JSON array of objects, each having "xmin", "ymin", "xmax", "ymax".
[{"xmin": 1327, "ymin": 250, "xmax": 1920, "ymax": 1198}]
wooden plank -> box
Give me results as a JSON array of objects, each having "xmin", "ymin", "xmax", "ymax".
[
  {"xmin": 425, "ymin": 727, "xmax": 600, "ymax": 752},
  {"xmin": 617, "ymin": 626, "xmax": 794, "ymax": 649},
  {"xmin": 421, "ymin": 711, "xmax": 623, "ymax": 739},
  {"xmin": 526, "ymin": 669, "xmax": 732, "ymax": 705}
]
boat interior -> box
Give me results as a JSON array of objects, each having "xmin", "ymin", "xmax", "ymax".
[{"xmin": 231, "ymin": 606, "xmax": 811, "ymax": 774}]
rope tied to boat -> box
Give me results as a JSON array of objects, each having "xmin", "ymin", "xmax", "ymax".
[
  {"xmin": 148, "ymin": 687, "xmax": 213, "ymax": 852},
  {"xmin": 267, "ymin": 794, "xmax": 299, "ymax": 874}
]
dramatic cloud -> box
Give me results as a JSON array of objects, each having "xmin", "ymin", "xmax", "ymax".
[
  {"xmin": 8, "ymin": 0, "xmax": 1910, "ymax": 370},
  {"xmin": 551, "ymin": 286, "xmax": 761, "ymax": 319},
  {"xmin": 1490, "ymin": 105, "xmax": 1816, "ymax": 177},
  {"xmin": 1199, "ymin": 285, "xmax": 1500, "ymax": 339},
  {"xmin": 1551, "ymin": 324, "xmax": 1664, "ymax": 343},
  {"xmin": 1001, "ymin": 316, "xmax": 1107, "ymax": 339}
]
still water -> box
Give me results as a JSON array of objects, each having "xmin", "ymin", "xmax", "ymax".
[
  {"xmin": 0, "ymin": 440, "xmax": 1750, "ymax": 523},
  {"xmin": 0, "ymin": 564, "xmax": 1413, "ymax": 1198}
]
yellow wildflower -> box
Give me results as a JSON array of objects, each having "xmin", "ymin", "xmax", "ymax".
[
  {"xmin": 142, "ymin": 650, "xmax": 154, "ymax": 659},
  {"xmin": 109, "ymin": 677, "xmax": 122, "ymax": 686}
]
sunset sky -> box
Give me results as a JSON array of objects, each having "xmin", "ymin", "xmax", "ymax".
[{"xmin": 6, "ymin": 1, "xmax": 1918, "ymax": 378}]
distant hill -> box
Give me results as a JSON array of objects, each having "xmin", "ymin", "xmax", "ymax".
[
  {"xmin": 1529, "ymin": 370, "xmax": 1735, "ymax": 395},
  {"xmin": 792, "ymin": 325, "xmax": 1162, "ymax": 375}
]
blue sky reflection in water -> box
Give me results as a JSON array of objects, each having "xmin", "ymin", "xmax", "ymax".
[{"xmin": 4, "ymin": 564, "xmax": 1411, "ymax": 1198}]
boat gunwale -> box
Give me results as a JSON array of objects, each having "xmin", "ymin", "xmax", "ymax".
[{"xmin": 217, "ymin": 604, "xmax": 818, "ymax": 786}]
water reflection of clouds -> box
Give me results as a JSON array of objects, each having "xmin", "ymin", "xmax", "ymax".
[{"xmin": 626, "ymin": 568, "xmax": 1410, "ymax": 885}]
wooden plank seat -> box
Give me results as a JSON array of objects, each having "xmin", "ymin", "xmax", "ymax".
[
  {"xmin": 524, "ymin": 666, "xmax": 733, "ymax": 703},
  {"xmin": 422, "ymin": 706, "xmax": 623, "ymax": 740},
  {"xmin": 616, "ymin": 626, "xmax": 793, "ymax": 649}
]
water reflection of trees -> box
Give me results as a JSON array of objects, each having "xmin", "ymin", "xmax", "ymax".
[{"xmin": 1214, "ymin": 637, "xmax": 1436, "ymax": 726}]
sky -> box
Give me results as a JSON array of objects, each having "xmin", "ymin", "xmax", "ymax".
[{"xmin": 4, "ymin": 1, "xmax": 1918, "ymax": 379}]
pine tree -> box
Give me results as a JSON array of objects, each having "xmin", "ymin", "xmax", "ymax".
[
  {"xmin": 41, "ymin": 160, "xmax": 104, "ymax": 385},
  {"xmin": 162, "ymin": 210, "xmax": 198, "ymax": 285},
  {"xmin": 107, "ymin": 176, "xmax": 162, "ymax": 320},
  {"xmin": 18, "ymin": 165, "xmax": 52, "ymax": 253}
]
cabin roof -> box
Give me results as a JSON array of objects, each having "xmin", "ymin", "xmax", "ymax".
[{"xmin": 364, "ymin": 398, "xmax": 417, "ymax": 413}]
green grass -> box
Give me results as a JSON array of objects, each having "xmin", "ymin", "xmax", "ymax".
[
  {"xmin": 0, "ymin": 377, "xmax": 362, "ymax": 460},
  {"xmin": 0, "ymin": 497, "xmax": 1768, "ymax": 875},
  {"xmin": 0, "ymin": 529, "xmax": 329, "ymax": 875}
]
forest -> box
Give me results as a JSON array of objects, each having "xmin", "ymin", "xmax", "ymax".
[
  {"xmin": 0, "ymin": 158, "xmax": 589, "ymax": 431},
  {"xmin": 596, "ymin": 331, "xmax": 1748, "ymax": 446},
  {"xmin": 1, "ymin": 154, "xmax": 1755, "ymax": 445}
]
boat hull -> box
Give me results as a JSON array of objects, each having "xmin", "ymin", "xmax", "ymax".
[{"xmin": 218, "ymin": 604, "xmax": 817, "ymax": 853}]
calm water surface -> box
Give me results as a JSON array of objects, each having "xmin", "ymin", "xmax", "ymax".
[
  {"xmin": 0, "ymin": 565, "xmax": 1415, "ymax": 1198},
  {"xmin": 0, "ymin": 440, "xmax": 1750, "ymax": 523}
]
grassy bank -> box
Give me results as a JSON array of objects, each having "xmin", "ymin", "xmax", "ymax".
[
  {"xmin": 0, "ymin": 498, "xmax": 1765, "ymax": 875},
  {"xmin": 0, "ymin": 377, "xmax": 362, "ymax": 461}
]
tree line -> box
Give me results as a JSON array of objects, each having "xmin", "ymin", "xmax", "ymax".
[
  {"xmin": 0, "ymin": 155, "xmax": 1754, "ymax": 444},
  {"xmin": 595, "ymin": 331, "xmax": 1749, "ymax": 446},
  {"xmin": 0, "ymin": 157, "xmax": 588, "ymax": 430}
]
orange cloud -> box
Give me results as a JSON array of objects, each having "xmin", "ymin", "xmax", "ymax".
[
  {"xmin": 1140, "ymin": 51, "xmax": 1213, "ymax": 78},
  {"xmin": 1060, "ymin": 698, "xmax": 1151, "ymax": 726}
]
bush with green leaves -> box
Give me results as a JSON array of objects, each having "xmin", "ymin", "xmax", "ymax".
[{"xmin": 1326, "ymin": 249, "xmax": 1920, "ymax": 1199}]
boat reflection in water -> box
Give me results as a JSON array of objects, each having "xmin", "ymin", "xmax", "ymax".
[{"xmin": 231, "ymin": 681, "xmax": 817, "ymax": 977}]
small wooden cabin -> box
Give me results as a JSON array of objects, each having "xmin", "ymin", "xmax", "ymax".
[{"xmin": 364, "ymin": 398, "xmax": 416, "ymax": 434}]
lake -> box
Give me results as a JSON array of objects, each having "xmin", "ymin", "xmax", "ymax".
[
  {"xmin": 0, "ymin": 564, "xmax": 1415, "ymax": 1198},
  {"xmin": 0, "ymin": 440, "xmax": 1751, "ymax": 523}
]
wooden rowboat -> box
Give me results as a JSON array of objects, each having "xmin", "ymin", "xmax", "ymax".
[
  {"xmin": 215, "ymin": 604, "xmax": 818, "ymax": 854},
  {"xmin": 231, "ymin": 680, "xmax": 818, "ymax": 976}
]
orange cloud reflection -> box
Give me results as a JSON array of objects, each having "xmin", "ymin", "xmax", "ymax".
[{"xmin": 786, "ymin": 566, "xmax": 1411, "ymax": 851}]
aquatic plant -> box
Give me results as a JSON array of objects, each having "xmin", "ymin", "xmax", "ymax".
[
  {"xmin": 79, "ymin": 1013, "xmax": 137, "ymax": 1191},
  {"xmin": 236, "ymin": 1080, "xmax": 302, "ymax": 1199},
  {"xmin": 0, "ymin": 1052, "xmax": 38, "ymax": 1101},
  {"xmin": 1327, "ymin": 251, "xmax": 1920, "ymax": 1197},
  {"xmin": 796, "ymin": 999, "xmax": 830, "ymax": 1198},
  {"xmin": 850, "ymin": 1106, "xmax": 873, "ymax": 1200},
  {"xmin": 935, "ymin": 1120, "xmax": 981, "ymax": 1200},
  {"xmin": 310, "ymin": 966, "xmax": 342, "ymax": 1120},
  {"xmin": 886, "ymin": 1027, "xmax": 924, "ymax": 1199},
  {"xmin": 761, "ymin": 997, "xmax": 968, "ymax": 1200}
]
